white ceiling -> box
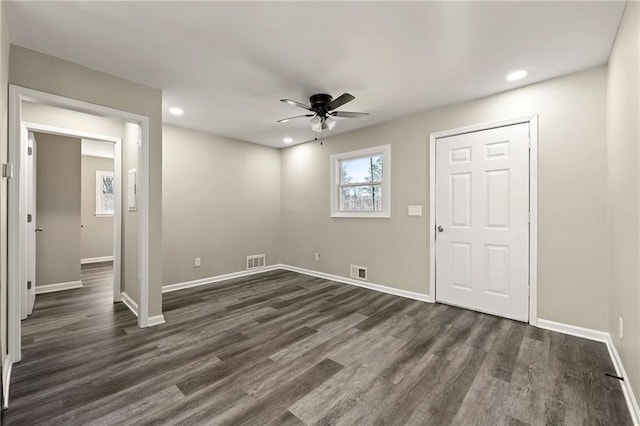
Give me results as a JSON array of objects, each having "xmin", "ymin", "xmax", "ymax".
[{"xmin": 5, "ymin": 1, "xmax": 625, "ymax": 148}]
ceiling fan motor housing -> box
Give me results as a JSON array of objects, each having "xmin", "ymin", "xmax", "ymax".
[{"xmin": 309, "ymin": 94, "xmax": 333, "ymax": 116}]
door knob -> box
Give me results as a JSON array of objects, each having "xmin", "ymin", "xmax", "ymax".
[
  {"xmin": 437, "ymin": 225, "xmax": 444, "ymax": 233},
  {"xmin": 35, "ymin": 227, "xmax": 44, "ymax": 232}
]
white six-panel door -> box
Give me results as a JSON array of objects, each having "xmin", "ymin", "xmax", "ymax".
[{"xmin": 435, "ymin": 123, "xmax": 530, "ymax": 321}]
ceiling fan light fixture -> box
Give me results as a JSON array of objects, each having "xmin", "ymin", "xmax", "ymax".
[
  {"xmin": 310, "ymin": 115, "xmax": 323, "ymax": 132},
  {"xmin": 325, "ymin": 117, "xmax": 337, "ymax": 130}
]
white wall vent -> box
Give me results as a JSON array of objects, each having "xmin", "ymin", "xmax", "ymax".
[
  {"xmin": 350, "ymin": 264, "xmax": 368, "ymax": 281},
  {"xmin": 246, "ymin": 254, "xmax": 266, "ymax": 270}
]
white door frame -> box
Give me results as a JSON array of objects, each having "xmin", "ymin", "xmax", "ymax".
[
  {"xmin": 8, "ymin": 85, "xmax": 152, "ymax": 363},
  {"xmin": 22, "ymin": 121, "xmax": 122, "ymax": 302},
  {"xmin": 429, "ymin": 114, "xmax": 538, "ymax": 325}
]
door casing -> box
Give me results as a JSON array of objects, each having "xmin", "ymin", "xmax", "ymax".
[{"xmin": 429, "ymin": 114, "xmax": 538, "ymax": 325}]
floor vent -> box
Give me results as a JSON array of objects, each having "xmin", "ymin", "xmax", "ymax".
[
  {"xmin": 246, "ymin": 254, "xmax": 266, "ymax": 270},
  {"xmin": 350, "ymin": 264, "xmax": 368, "ymax": 281}
]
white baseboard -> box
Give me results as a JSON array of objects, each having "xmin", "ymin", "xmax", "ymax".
[
  {"xmin": 279, "ymin": 264, "xmax": 433, "ymax": 303},
  {"xmin": 81, "ymin": 256, "xmax": 114, "ymax": 264},
  {"xmin": 162, "ymin": 264, "xmax": 283, "ymax": 293},
  {"xmin": 537, "ymin": 319, "xmax": 609, "ymax": 342},
  {"xmin": 35, "ymin": 280, "xmax": 83, "ymax": 295},
  {"xmin": 605, "ymin": 334, "xmax": 640, "ymax": 425},
  {"xmin": 163, "ymin": 263, "xmax": 432, "ymax": 303},
  {"xmin": 147, "ymin": 315, "xmax": 166, "ymax": 327},
  {"xmin": 120, "ymin": 291, "xmax": 139, "ymax": 318},
  {"xmin": 538, "ymin": 318, "xmax": 639, "ymax": 424},
  {"xmin": 2, "ymin": 354, "xmax": 11, "ymax": 409}
]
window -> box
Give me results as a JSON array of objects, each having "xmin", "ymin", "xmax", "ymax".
[
  {"xmin": 95, "ymin": 170, "xmax": 115, "ymax": 217},
  {"xmin": 330, "ymin": 144, "xmax": 391, "ymax": 218}
]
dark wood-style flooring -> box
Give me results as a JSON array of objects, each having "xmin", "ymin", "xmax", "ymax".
[{"xmin": 2, "ymin": 263, "xmax": 631, "ymax": 425}]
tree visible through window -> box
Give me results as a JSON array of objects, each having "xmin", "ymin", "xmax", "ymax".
[
  {"xmin": 339, "ymin": 155, "xmax": 383, "ymax": 212},
  {"xmin": 95, "ymin": 170, "xmax": 115, "ymax": 216},
  {"xmin": 330, "ymin": 145, "xmax": 391, "ymax": 218}
]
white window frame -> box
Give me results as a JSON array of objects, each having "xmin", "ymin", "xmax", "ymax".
[
  {"xmin": 95, "ymin": 170, "xmax": 115, "ymax": 217},
  {"xmin": 330, "ymin": 144, "xmax": 391, "ymax": 218}
]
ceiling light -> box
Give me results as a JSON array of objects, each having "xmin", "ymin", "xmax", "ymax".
[
  {"xmin": 283, "ymin": 137, "xmax": 293, "ymax": 144},
  {"xmin": 506, "ymin": 70, "xmax": 527, "ymax": 81},
  {"xmin": 324, "ymin": 117, "xmax": 337, "ymax": 130},
  {"xmin": 169, "ymin": 106, "xmax": 184, "ymax": 116},
  {"xmin": 310, "ymin": 116, "xmax": 322, "ymax": 132}
]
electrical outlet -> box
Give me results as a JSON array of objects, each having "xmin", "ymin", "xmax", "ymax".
[
  {"xmin": 315, "ymin": 252, "xmax": 320, "ymax": 261},
  {"xmin": 194, "ymin": 257, "xmax": 201, "ymax": 267},
  {"xmin": 619, "ymin": 317, "xmax": 623, "ymax": 339}
]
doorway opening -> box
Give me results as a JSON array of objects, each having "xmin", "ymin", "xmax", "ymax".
[{"xmin": 7, "ymin": 85, "xmax": 152, "ymax": 369}]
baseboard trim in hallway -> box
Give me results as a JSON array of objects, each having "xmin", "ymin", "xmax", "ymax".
[
  {"xmin": 163, "ymin": 264, "xmax": 433, "ymax": 303},
  {"xmin": 538, "ymin": 318, "xmax": 639, "ymax": 424},
  {"xmin": 2, "ymin": 354, "xmax": 11, "ymax": 409},
  {"xmin": 606, "ymin": 334, "xmax": 640, "ymax": 425},
  {"xmin": 35, "ymin": 280, "xmax": 83, "ymax": 294},
  {"xmin": 162, "ymin": 264, "xmax": 283, "ymax": 293},
  {"xmin": 278, "ymin": 264, "xmax": 433, "ymax": 303},
  {"xmin": 80, "ymin": 256, "xmax": 114, "ymax": 264},
  {"xmin": 120, "ymin": 291, "xmax": 139, "ymax": 317}
]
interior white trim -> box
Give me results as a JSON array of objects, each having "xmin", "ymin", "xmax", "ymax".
[
  {"xmin": 537, "ymin": 318, "xmax": 639, "ymax": 424},
  {"xmin": 8, "ymin": 85, "xmax": 150, "ymax": 364},
  {"xmin": 428, "ymin": 114, "xmax": 539, "ymax": 324},
  {"xmin": 147, "ymin": 315, "xmax": 166, "ymax": 327},
  {"xmin": 280, "ymin": 265, "xmax": 432, "ymax": 302},
  {"xmin": 35, "ymin": 280, "xmax": 83, "ymax": 295},
  {"xmin": 163, "ymin": 264, "xmax": 432, "ymax": 303},
  {"xmin": 162, "ymin": 264, "xmax": 283, "ymax": 293},
  {"xmin": 329, "ymin": 144, "xmax": 392, "ymax": 218},
  {"xmin": 2, "ymin": 354, "xmax": 11, "ymax": 409},
  {"xmin": 120, "ymin": 291, "xmax": 139, "ymax": 318},
  {"xmin": 81, "ymin": 256, "xmax": 114, "ymax": 264},
  {"xmin": 605, "ymin": 335, "xmax": 640, "ymax": 425},
  {"xmin": 536, "ymin": 318, "xmax": 608, "ymax": 342}
]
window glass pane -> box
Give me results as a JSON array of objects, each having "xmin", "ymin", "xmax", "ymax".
[
  {"xmin": 339, "ymin": 184, "xmax": 382, "ymax": 212},
  {"xmin": 340, "ymin": 155, "xmax": 383, "ymax": 184}
]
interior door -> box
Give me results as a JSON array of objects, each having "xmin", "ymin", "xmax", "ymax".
[
  {"xmin": 26, "ymin": 131, "xmax": 37, "ymax": 315},
  {"xmin": 435, "ymin": 122, "xmax": 530, "ymax": 321}
]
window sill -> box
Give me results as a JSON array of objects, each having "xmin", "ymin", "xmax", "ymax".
[
  {"xmin": 95, "ymin": 213, "xmax": 114, "ymax": 218},
  {"xmin": 331, "ymin": 212, "xmax": 391, "ymax": 219}
]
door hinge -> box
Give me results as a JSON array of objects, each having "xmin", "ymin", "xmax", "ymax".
[
  {"xmin": 2, "ymin": 163, "xmax": 13, "ymax": 178},
  {"xmin": 528, "ymin": 212, "xmax": 532, "ymax": 223},
  {"xmin": 27, "ymin": 281, "xmax": 32, "ymax": 290},
  {"xmin": 528, "ymin": 138, "xmax": 531, "ymax": 149},
  {"xmin": 27, "ymin": 213, "xmax": 32, "ymax": 223},
  {"xmin": 28, "ymin": 146, "xmax": 33, "ymax": 156}
]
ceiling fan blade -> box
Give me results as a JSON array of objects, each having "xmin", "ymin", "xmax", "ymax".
[
  {"xmin": 328, "ymin": 93, "xmax": 355, "ymax": 110},
  {"xmin": 277, "ymin": 114, "xmax": 314, "ymax": 123},
  {"xmin": 280, "ymin": 99, "xmax": 313, "ymax": 111},
  {"xmin": 331, "ymin": 111, "xmax": 369, "ymax": 119}
]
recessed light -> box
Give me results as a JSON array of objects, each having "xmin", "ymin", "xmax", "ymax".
[
  {"xmin": 169, "ymin": 107, "xmax": 184, "ymax": 116},
  {"xmin": 283, "ymin": 137, "xmax": 293, "ymax": 144},
  {"xmin": 507, "ymin": 70, "xmax": 527, "ymax": 81}
]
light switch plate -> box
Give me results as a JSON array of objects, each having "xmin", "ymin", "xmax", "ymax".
[{"xmin": 408, "ymin": 205, "xmax": 423, "ymax": 216}]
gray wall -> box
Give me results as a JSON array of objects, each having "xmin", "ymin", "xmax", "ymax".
[
  {"xmin": 281, "ymin": 66, "xmax": 608, "ymax": 331},
  {"xmin": 34, "ymin": 133, "xmax": 81, "ymax": 286},
  {"xmin": 162, "ymin": 124, "xmax": 281, "ymax": 285},
  {"xmin": 10, "ymin": 46, "xmax": 163, "ymax": 318},
  {"xmin": 81, "ymin": 155, "xmax": 114, "ymax": 260},
  {"xmin": 607, "ymin": 1, "xmax": 640, "ymax": 406}
]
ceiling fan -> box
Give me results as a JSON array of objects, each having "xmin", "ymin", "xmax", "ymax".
[{"xmin": 278, "ymin": 93, "xmax": 369, "ymax": 132}]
